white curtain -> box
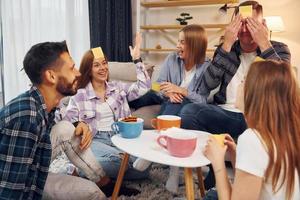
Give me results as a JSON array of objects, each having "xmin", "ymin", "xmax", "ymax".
[{"xmin": 1, "ymin": 0, "xmax": 90, "ymax": 103}]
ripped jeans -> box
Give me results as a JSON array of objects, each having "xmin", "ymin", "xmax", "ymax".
[
  {"xmin": 90, "ymin": 131, "xmax": 150, "ymax": 180},
  {"xmin": 43, "ymin": 121, "xmax": 106, "ymax": 200}
]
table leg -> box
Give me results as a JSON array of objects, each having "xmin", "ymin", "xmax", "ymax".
[
  {"xmin": 196, "ymin": 167, "xmax": 206, "ymax": 197},
  {"xmin": 112, "ymin": 153, "xmax": 130, "ymax": 200},
  {"xmin": 184, "ymin": 167, "xmax": 195, "ymax": 200}
]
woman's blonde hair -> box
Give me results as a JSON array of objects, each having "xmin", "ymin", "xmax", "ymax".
[
  {"xmin": 180, "ymin": 24, "xmax": 207, "ymax": 67},
  {"xmin": 244, "ymin": 60, "xmax": 300, "ymax": 200}
]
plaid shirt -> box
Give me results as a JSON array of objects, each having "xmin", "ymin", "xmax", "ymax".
[
  {"xmin": 63, "ymin": 61, "xmax": 151, "ymax": 135},
  {"xmin": 201, "ymin": 40, "xmax": 291, "ymax": 104},
  {"xmin": 0, "ymin": 86, "xmax": 54, "ymax": 200}
]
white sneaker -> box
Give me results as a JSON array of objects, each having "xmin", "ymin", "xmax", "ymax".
[{"xmin": 133, "ymin": 158, "xmax": 152, "ymax": 171}]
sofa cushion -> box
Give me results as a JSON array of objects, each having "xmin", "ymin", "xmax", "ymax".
[
  {"xmin": 108, "ymin": 62, "xmax": 154, "ymax": 82},
  {"xmin": 132, "ymin": 105, "xmax": 161, "ymax": 129}
]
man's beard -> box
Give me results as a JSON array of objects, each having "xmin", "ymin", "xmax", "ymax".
[{"xmin": 56, "ymin": 76, "xmax": 78, "ymax": 96}]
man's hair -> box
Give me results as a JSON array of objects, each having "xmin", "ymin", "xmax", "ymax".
[
  {"xmin": 23, "ymin": 41, "xmax": 69, "ymax": 85},
  {"xmin": 234, "ymin": 1, "xmax": 263, "ymax": 16},
  {"xmin": 180, "ymin": 24, "xmax": 207, "ymax": 66}
]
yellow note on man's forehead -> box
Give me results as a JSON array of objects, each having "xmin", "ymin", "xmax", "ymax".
[
  {"xmin": 91, "ymin": 47, "xmax": 104, "ymax": 59},
  {"xmin": 240, "ymin": 5, "xmax": 252, "ymax": 18}
]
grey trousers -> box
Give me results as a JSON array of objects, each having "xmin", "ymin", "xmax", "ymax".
[
  {"xmin": 42, "ymin": 121, "xmax": 107, "ymax": 200},
  {"xmin": 43, "ymin": 173, "xmax": 106, "ymax": 200}
]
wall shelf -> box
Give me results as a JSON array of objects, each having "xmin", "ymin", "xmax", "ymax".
[
  {"xmin": 141, "ymin": 0, "xmax": 238, "ymax": 8},
  {"xmin": 139, "ymin": 0, "xmax": 234, "ymax": 57},
  {"xmin": 140, "ymin": 24, "xmax": 227, "ymax": 30}
]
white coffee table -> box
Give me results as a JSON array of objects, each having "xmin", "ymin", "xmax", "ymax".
[{"xmin": 111, "ymin": 129, "xmax": 211, "ymax": 200}]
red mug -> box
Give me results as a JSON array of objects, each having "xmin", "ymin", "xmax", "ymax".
[{"xmin": 157, "ymin": 132, "xmax": 197, "ymax": 157}]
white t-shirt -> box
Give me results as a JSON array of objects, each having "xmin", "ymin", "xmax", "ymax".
[
  {"xmin": 236, "ymin": 129, "xmax": 300, "ymax": 200},
  {"xmin": 180, "ymin": 66, "xmax": 196, "ymax": 88},
  {"xmin": 96, "ymin": 102, "xmax": 114, "ymax": 131},
  {"xmin": 220, "ymin": 52, "xmax": 256, "ymax": 112}
]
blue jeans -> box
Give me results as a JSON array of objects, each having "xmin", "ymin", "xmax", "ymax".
[
  {"xmin": 91, "ymin": 131, "xmax": 150, "ymax": 180},
  {"xmin": 179, "ymin": 103, "xmax": 247, "ymax": 139},
  {"xmin": 129, "ymin": 90, "xmax": 163, "ymax": 109},
  {"xmin": 203, "ymin": 188, "xmax": 218, "ymax": 200},
  {"xmin": 129, "ymin": 90, "xmax": 191, "ymax": 116}
]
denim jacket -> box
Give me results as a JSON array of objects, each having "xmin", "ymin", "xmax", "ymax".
[{"xmin": 157, "ymin": 52, "xmax": 211, "ymax": 104}]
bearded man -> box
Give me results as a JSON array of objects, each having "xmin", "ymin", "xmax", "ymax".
[{"xmin": 0, "ymin": 41, "xmax": 106, "ymax": 200}]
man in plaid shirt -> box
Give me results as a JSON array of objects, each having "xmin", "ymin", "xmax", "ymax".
[{"xmin": 0, "ymin": 41, "xmax": 105, "ymax": 199}]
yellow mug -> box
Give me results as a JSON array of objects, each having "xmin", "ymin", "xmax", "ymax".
[
  {"xmin": 212, "ymin": 134, "xmax": 225, "ymax": 147},
  {"xmin": 151, "ymin": 82, "xmax": 160, "ymax": 92}
]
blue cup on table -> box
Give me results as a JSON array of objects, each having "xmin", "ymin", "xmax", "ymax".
[{"xmin": 111, "ymin": 118, "xmax": 144, "ymax": 138}]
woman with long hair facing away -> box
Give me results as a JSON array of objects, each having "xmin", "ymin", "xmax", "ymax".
[
  {"xmin": 204, "ymin": 60, "xmax": 300, "ymax": 200},
  {"xmin": 62, "ymin": 33, "xmax": 151, "ymax": 196}
]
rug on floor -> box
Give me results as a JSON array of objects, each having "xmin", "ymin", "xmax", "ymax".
[{"xmin": 50, "ymin": 153, "xmax": 208, "ymax": 200}]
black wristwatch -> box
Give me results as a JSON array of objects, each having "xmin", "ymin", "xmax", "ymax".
[{"xmin": 133, "ymin": 57, "xmax": 142, "ymax": 64}]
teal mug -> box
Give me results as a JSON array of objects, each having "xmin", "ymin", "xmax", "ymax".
[{"xmin": 111, "ymin": 118, "xmax": 144, "ymax": 138}]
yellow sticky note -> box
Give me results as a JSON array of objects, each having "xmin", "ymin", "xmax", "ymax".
[
  {"xmin": 254, "ymin": 56, "xmax": 265, "ymax": 62},
  {"xmin": 91, "ymin": 47, "xmax": 104, "ymax": 59},
  {"xmin": 151, "ymin": 82, "xmax": 160, "ymax": 92},
  {"xmin": 212, "ymin": 134, "xmax": 225, "ymax": 147},
  {"xmin": 240, "ymin": 5, "xmax": 252, "ymax": 18}
]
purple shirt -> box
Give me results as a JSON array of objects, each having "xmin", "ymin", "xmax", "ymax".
[{"xmin": 63, "ymin": 61, "xmax": 151, "ymax": 135}]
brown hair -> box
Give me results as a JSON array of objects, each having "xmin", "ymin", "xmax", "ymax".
[
  {"xmin": 234, "ymin": 0, "xmax": 263, "ymax": 16},
  {"xmin": 244, "ymin": 60, "xmax": 300, "ymax": 200},
  {"xmin": 180, "ymin": 24, "xmax": 207, "ymax": 67},
  {"xmin": 77, "ymin": 50, "xmax": 108, "ymax": 89}
]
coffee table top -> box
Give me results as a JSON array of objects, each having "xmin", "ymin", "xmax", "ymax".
[{"xmin": 111, "ymin": 130, "xmax": 211, "ymax": 168}]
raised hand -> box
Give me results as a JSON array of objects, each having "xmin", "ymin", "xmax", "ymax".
[
  {"xmin": 129, "ymin": 32, "xmax": 142, "ymax": 60},
  {"xmin": 222, "ymin": 14, "xmax": 242, "ymax": 52},
  {"xmin": 246, "ymin": 17, "xmax": 272, "ymax": 52}
]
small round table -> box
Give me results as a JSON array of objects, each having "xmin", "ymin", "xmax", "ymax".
[{"xmin": 111, "ymin": 129, "xmax": 211, "ymax": 200}]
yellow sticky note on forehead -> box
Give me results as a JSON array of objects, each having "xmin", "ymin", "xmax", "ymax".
[
  {"xmin": 91, "ymin": 47, "xmax": 104, "ymax": 59},
  {"xmin": 240, "ymin": 5, "xmax": 252, "ymax": 18}
]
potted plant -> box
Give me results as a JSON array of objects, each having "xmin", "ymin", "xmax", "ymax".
[{"xmin": 176, "ymin": 13, "xmax": 193, "ymax": 25}]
